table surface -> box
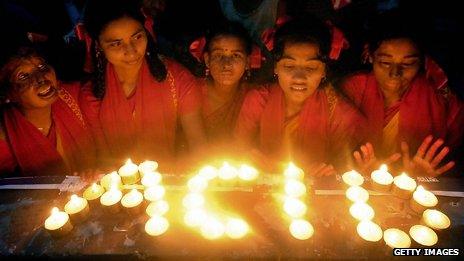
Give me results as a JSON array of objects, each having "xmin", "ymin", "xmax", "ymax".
[{"xmin": 0, "ymin": 175, "xmax": 463, "ymax": 259}]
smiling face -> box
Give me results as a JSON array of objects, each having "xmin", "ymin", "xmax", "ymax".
[
  {"xmin": 372, "ymin": 38, "xmax": 421, "ymax": 95},
  {"xmin": 274, "ymin": 42, "xmax": 326, "ymax": 106},
  {"xmin": 98, "ymin": 16, "xmax": 148, "ymax": 71}
]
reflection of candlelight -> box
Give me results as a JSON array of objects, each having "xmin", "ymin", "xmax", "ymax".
[
  {"xmin": 146, "ymin": 200, "xmax": 169, "ymax": 217},
  {"xmin": 284, "ymin": 162, "xmax": 304, "ymax": 180},
  {"xmin": 345, "ymin": 186, "xmax": 369, "ymax": 203},
  {"xmin": 182, "ymin": 193, "xmax": 205, "ymax": 209},
  {"xmin": 285, "ymin": 180, "xmax": 307, "ymax": 198},
  {"xmin": 393, "ymin": 173, "xmax": 417, "ymax": 199},
  {"xmin": 371, "ymin": 164, "xmax": 393, "ymax": 192},
  {"xmin": 289, "ymin": 219, "xmax": 314, "ymax": 240},
  {"xmin": 342, "ymin": 170, "xmax": 364, "ymax": 186},
  {"xmin": 422, "ymin": 209, "xmax": 450, "ymax": 230},
  {"xmin": 184, "ymin": 209, "xmax": 208, "ymax": 227},
  {"xmin": 238, "ymin": 164, "xmax": 259, "ymax": 181},
  {"xmin": 64, "ymin": 194, "xmax": 89, "ymax": 223},
  {"xmin": 383, "ymin": 228, "xmax": 411, "ymax": 248},
  {"xmin": 225, "ymin": 218, "xmax": 249, "ymax": 239},
  {"xmin": 83, "ymin": 183, "xmax": 105, "ymax": 205},
  {"xmin": 283, "ymin": 198, "xmax": 307, "ymax": 218},
  {"xmin": 118, "ymin": 159, "xmax": 140, "ymax": 185},
  {"xmin": 200, "ymin": 217, "xmax": 225, "ymax": 240},
  {"xmin": 145, "ymin": 216, "xmax": 169, "ymax": 236},
  {"xmin": 409, "ymin": 225, "xmax": 438, "ymax": 246},
  {"xmin": 44, "ymin": 207, "xmax": 73, "ymax": 237},
  {"xmin": 349, "ymin": 202, "xmax": 375, "ymax": 221},
  {"xmin": 410, "ymin": 186, "xmax": 438, "ymax": 213},
  {"xmin": 356, "ymin": 220, "xmax": 383, "ymax": 242},
  {"xmin": 138, "ymin": 160, "xmax": 158, "ymax": 177},
  {"xmin": 100, "ymin": 171, "xmax": 122, "ymax": 190},
  {"xmin": 144, "ymin": 185, "xmax": 166, "ymax": 202},
  {"xmin": 218, "ymin": 162, "xmax": 238, "ymax": 180},
  {"xmin": 141, "ymin": 171, "xmax": 162, "ymax": 187},
  {"xmin": 187, "ymin": 176, "xmax": 208, "ymax": 192}
]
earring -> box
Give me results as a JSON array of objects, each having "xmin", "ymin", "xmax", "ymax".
[
  {"xmin": 273, "ymin": 73, "xmax": 278, "ymax": 80},
  {"xmin": 146, "ymin": 51, "xmax": 151, "ymax": 57},
  {"xmin": 205, "ymin": 67, "xmax": 210, "ymax": 77},
  {"xmin": 246, "ymin": 69, "xmax": 251, "ymax": 80}
]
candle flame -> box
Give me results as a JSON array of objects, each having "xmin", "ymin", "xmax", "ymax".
[
  {"xmin": 92, "ymin": 183, "xmax": 97, "ymax": 189},
  {"xmin": 71, "ymin": 194, "xmax": 78, "ymax": 201},
  {"xmin": 52, "ymin": 207, "xmax": 59, "ymax": 215},
  {"xmin": 126, "ymin": 158, "xmax": 133, "ymax": 165},
  {"xmin": 380, "ymin": 164, "xmax": 388, "ymax": 171},
  {"xmin": 416, "ymin": 185, "xmax": 425, "ymax": 192}
]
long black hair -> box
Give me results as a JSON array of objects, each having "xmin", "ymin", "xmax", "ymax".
[{"xmin": 84, "ymin": 0, "xmax": 166, "ymax": 99}]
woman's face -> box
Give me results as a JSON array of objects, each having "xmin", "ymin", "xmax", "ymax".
[
  {"xmin": 275, "ymin": 42, "xmax": 326, "ymax": 105},
  {"xmin": 9, "ymin": 56, "xmax": 58, "ymax": 109},
  {"xmin": 372, "ymin": 38, "xmax": 421, "ymax": 94},
  {"xmin": 204, "ymin": 35, "xmax": 249, "ymax": 88},
  {"xmin": 98, "ymin": 16, "xmax": 148, "ymax": 71}
]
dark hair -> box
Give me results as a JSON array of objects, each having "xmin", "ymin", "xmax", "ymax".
[
  {"xmin": 204, "ymin": 21, "xmax": 253, "ymax": 55},
  {"xmin": 84, "ymin": 0, "xmax": 166, "ymax": 99},
  {"xmin": 273, "ymin": 17, "xmax": 332, "ymax": 62}
]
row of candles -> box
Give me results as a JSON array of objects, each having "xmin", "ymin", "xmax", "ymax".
[{"xmin": 342, "ymin": 165, "xmax": 451, "ymax": 248}]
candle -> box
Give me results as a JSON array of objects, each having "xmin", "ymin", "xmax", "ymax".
[
  {"xmin": 218, "ymin": 162, "xmax": 238, "ymax": 180},
  {"xmin": 383, "ymin": 228, "xmax": 411, "ymax": 248},
  {"xmin": 285, "ymin": 180, "xmax": 307, "ymax": 198},
  {"xmin": 118, "ymin": 159, "xmax": 140, "ymax": 185},
  {"xmin": 349, "ymin": 202, "xmax": 375, "ymax": 221},
  {"xmin": 146, "ymin": 200, "xmax": 170, "ymax": 217},
  {"xmin": 184, "ymin": 209, "xmax": 208, "ymax": 227},
  {"xmin": 121, "ymin": 189, "xmax": 144, "ymax": 215},
  {"xmin": 200, "ymin": 217, "xmax": 225, "ymax": 240},
  {"xmin": 145, "ymin": 216, "xmax": 169, "ymax": 236},
  {"xmin": 410, "ymin": 186, "xmax": 438, "ymax": 213},
  {"xmin": 141, "ymin": 171, "xmax": 162, "ymax": 187},
  {"xmin": 409, "ymin": 225, "xmax": 438, "ymax": 246},
  {"xmin": 370, "ymin": 164, "xmax": 393, "ymax": 192},
  {"xmin": 238, "ymin": 164, "xmax": 259, "ymax": 181},
  {"xmin": 289, "ymin": 219, "xmax": 314, "ymax": 240},
  {"xmin": 83, "ymin": 183, "xmax": 105, "ymax": 206},
  {"xmin": 345, "ymin": 186, "xmax": 369, "ymax": 203},
  {"xmin": 138, "ymin": 160, "xmax": 158, "ymax": 177},
  {"xmin": 356, "ymin": 220, "xmax": 383, "ymax": 242},
  {"xmin": 100, "ymin": 187, "xmax": 123, "ymax": 213},
  {"xmin": 187, "ymin": 176, "xmax": 208, "ymax": 193},
  {"xmin": 64, "ymin": 194, "xmax": 89, "ymax": 223},
  {"xmin": 284, "ymin": 162, "xmax": 304, "ymax": 181},
  {"xmin": 182, "ymin": 193, "xmax": 205, "ymax": 209},
  {"xmin": 198, "ymin": 165, "xmax": 218, "ymax": 180},
  {"xmin": 225, "ymin": 218, "xmax": 249, "ymax": 239},
  {"xmin": 283, "ymin": 198, "xmax": 307, "ymax": 218},
  {"xmin": 100, "ymin": 171, "xmax": 122, "ymax": 191},
  {"xmin": 144, "ymin": 185, "xmax": 166, "ymax": 201},
  {"xmin": 422, "ymin": 209, "xmax": 450, "ymax": 230},
  {"xmin": 393, "ymin": 173, "xmax": 417, "ymax": 199},
  {"xmin": 342, "ymin": 170, "xmax": 364, "ymax": 186},
  {"xmin": 44, "ymin": 207, "xmax": 73, "ymax": 237}
]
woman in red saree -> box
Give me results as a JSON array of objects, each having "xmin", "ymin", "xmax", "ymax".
[
  {"xmin": 80, "ymin": 0, "xmax": 206, "ymax": 170},
  {"xmin": 235, "ymin": 18, "xmax": 365, "ymax": 176},
  {"xmin": 0, "ymin": 48, "xmax": 95, "ymax": 176}
]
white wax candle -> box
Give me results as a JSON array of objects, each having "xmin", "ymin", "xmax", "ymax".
[
  {"xmin": 413, "ymin": 186, "xmax": 438, "ymax": 208},
  {"xmin": 141, "ymin": 171, "xmax": 162, "ymax": 187},
  {"xmin": 383, "ymin": 228, "xmax": 411, "ymax": 248},
  {"xmin": 346, "ymin": 186, "xmax": 369, "ymax": 203},
  {"xmin": 283, "ymin": 198, "xmax": 307, "ymax": 218},
  {"xmin": 409, "ymin": 225, "xmax": 438, "ymax": 246},
  {"xmin": 100, "ymin": 171, "xmax": 122, "ymax": 190},
  {"xmin": 371, "ymin": 164, "xmax": 393, "ymax": 185},
  {"xmin": 146, "ymin": 200, "xmax": 169, "ymax": 217},
  {"xmin": 284, "ymin": 162, "xmax": 304, "ymax": 180},
  {"xmin": 225, "ymin": 218, "xmax": 249, "ymax": 239},
  {"xmin": 121, "ymin": 189, "xmax": 144, "ymax": 208},
  {"xmin": 118, "ymin": 159, "xmax": 139, "ymax": 184},
  {"xmin": 289, "ymin": 219, "xmax": 314, "ymax": 240},
  {"xmin": 182, "ymin": 193, "xmax": 205, "ymax": 209},
  {"xmin": 350, "ymin": 202, "xmax": 375, "ymax": 221},
  {"xmin": 200, "ymin": 217, "xmax": 225, "ymax": 240},
  {"xmin": 198, "ymin": 165, "xmax": 218, "ymax": 180},
  {"xmin": 145, "ymin": 216, "xmax": 169, "ymax": 236},
  {"xmin": 138, "ymin": 160, "xmax": 158, "ymax": 176},
  {"xmin": 187, "ymin": 176, "xmax": 208, "ymax": 192},
  {"xmin": 238, "ymin": 164, "xmax": 259, "ymax": 181},
  {"xmin": 184, "ymin": 209, "xmax": 208, "ymax": 227},
  {"xmin": 422, "ymin": 209, "xmax": 451, "ymax": 230},
  {"xmin": 144, "ymin": 185, "xmax": 166, "ymax": 201},
  {"xmin": 357, "ymin": 220, "xmax": 383, "ymax": 242},
  {"xmin": 64, "ymin": 195, "xmax": 88, "ymax": 215},
  {"xmin": 83, "ymin": 183, "xmax": 105, "ymax": 201},
  {"xmin": 45, "ymin": 207, "xmax": 70, "ymax": 231},
  {"xmin": 285, "ymin": 180, "xmax": 307, "ymax": 198},
  {"xmin": 393, "ymin": 173, "xmax": 417, "ymax": 191},
  {"xmin": 218, "ymin": 162, "xmax": 238, "ymax": 180},
  {"xmin": 100, "ymin": 188, "xmax": 123, "ymax": 206},
  {"xmin": 342, "ymin": 170, "xmax": 364, "ymax": 186}
]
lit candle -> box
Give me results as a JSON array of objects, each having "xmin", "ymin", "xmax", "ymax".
[
  {"xmin": 200, "ymin": 217, "xmax": 225, "ymax": 240},
  {"xmin": 225, "ymin": 218, "xmax": 249, "ymax": 239},
  {"xmin": 284, "ymin": 162, "xmax": 304, "ymax": 181},
  {"xmin": 349, "ymin": 202, "xmax": 375, "ymax": 221},
  {"xmin": 342, "ymin": 170, "xmax": 364, "ymax": 186},
  {"xmin": 409, "ymin": 225, "xmax": 438, "ymax": 246},
  {"xmin": 392, "ymin": 173, "xmax": 417, "ymax": 199},
  {"xmin": 283, "ymin": 198, "xmax": 307, "ymax": 218},
  {"xmin": 182, "ymin": 193, "xmax": 205, "ymax": 209},
  {"xmin": 198, "ymin": 165, "xmax": 218, "ymax": 180},
  {"xmin": 82, "ymin": 183, "xmax": 105, "ymax": 206},
  {"xmin": 238, "ymin": 164, "xmax": 259, "ymax": 181},
  {"xmin": 345, "ymin": 186, "xmax": 369, "ymax": 203},
  {"xmin": 184, "ymin": 209, "xmax": 208, "ymax": 227},
  {"xmin": 146, "ymin": 200, "xmax": 169, "ymax": 217},
  {"xmin": 144, "ymin": 185, "xmax": 166, "ymax": 202},
  {"xmin": 141, "ymin": 171, "xmax": 162, "ymax": 187},
  {"xmin": 145, "ymin": 216, "xmax": 169, "ymax": 236},
  {"xmin": 218, "ymin": 162, "xmax": 238, "ymax": 180},
  {"xmin": 370, "ymin": 164, "xmax": 393, "ymax": 192},
  {"xmin": 383, "ymin": 228, "xmax": 411, "ymax": 248},
  {"xmin": 289, "ymin": 219, "xmax": 314, "ymax": 240},
  {"xmin": 187, "ymin": 176, "xmax": 208, "ymax": 193},
  {"xmin": 356, "ymin": 220, "xmax": 383, "ymax": 242},
  {"xmin": 121, "ymin": 189, "xmax": 144, "ymax": 215},
  {"xmin": 64, "ymin": 194, "xmax": 89, "ymax": 223},
  {"xmin": 410, "ymin": 186, "xmax": 438, "ymax": 213},
  {"xmin": 100, "ymin": 171, "xmax": 122, "ymax": 191},
  {"xmin": 138, "ymin": 160, "xmax": 158, "ymax": 177},
  {"xmin": 285, "ymin": 180, "xmax": 307, "ymax": 198},
  {"xmin": 44, "ymin": 207, "xmax": 73, "ymax": 237},
  {"xmin": 118, "ymin": 159, "xmax": 140, "ymax": 185},
  {"xmin": 422, "ymin": 209, "xmax": 450, "ymax": 230},
  {"xmin": 100, "ymin": 187, "xmax": 123, "ymax": 213}
]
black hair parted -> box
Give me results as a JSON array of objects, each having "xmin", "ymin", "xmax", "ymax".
[
  {"xmin": 273, "ymin": 17, "xmax": 332, "ymax": 62},
  {"xmin": 204, "ymin": 21, "xmax": 253, "ymax": 55}
]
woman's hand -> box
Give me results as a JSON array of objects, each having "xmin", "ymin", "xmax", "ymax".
[{"xmin": 353, "ymin": 142, "xmax": 401, "ymax": 175}]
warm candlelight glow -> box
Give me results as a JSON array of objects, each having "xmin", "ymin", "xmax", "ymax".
[
  {"xmin": 383, "ymin": 228, "xmax": 411, "ymax": 248},
  {"xmin": 350, "ymin": 202, "xmax": 375, "ymax": 221},
  {"xmin": 100, "ymin": 171, "xmax": 122, "ymax": 190},
  {"xmin": 342, "ymin": 170, "xmax": 364, "ymax": 186},
  {"xmin": 422, "ymin": 209, "xmax": 451, "ymax": 230},
  {"xmin": 409, "ymin": 225, "xmax": 438, "ymax": 246},
  {"xmin": 284, "ymin": 162, "xmax": 304, "ymax": 180},
  {"xmin": 44, "ymin": 207, "xmax": 70, "ymax": 231},
  {"xmin": 146, "ymin": 200, "xmax": 170, "ymax": 217},
  {"xmin": 345, "ymin": 186, "xmax": 369, "ymax": 203},
  {"xmin": 283, "ymin": 198, "xmax": 307, "ymax": 218},
  {"xmin": 118, "ymin": 159, "xmax": 140, "ymax": 185},
  {"xmin": 289, "ymin": 219, "xmax": 314, "ymax": 240},
  {"xmin": 121, "ymin": 189, "xmax": 144, "ymax": 208},
  {"xmin": 356, "ymin": 220, "xmax": 383, "ymax": 242},
  {"xmin": 100, "ymin": 188, "xmax": 123, "ymax": 206},
  {"xmin": 182, "ymin": 193, "xmax": 205, "ymax": 209},
  {"xmin": 145, "ymin": 216, "xmax": 169, "ymax": 236},
  {"xmin": 198, "ymin": 165, "xmax": 218, "ymax": 180},
  {"xmin": 184, "ymin": 209, "xmax": 208, "ymax": 227},
  {"xmin": 187, "ymin": 176, "xmax": 208, "ymax": 192},
  {"xmin": 225, "ymin": 218, "xmax": 249, "ymax": 239},
  {"xmin": 371, "ymin": 164, "xmax": 393, "ymax": 185},
  {"xmin": 285, "ymin": 180, "xmax": 307, "ymax": 198},
  {"xmin": 138, "ymin": 160, "xmax": 158, "ymax": 176},
  {"xmin": 64, "ymin": 194, "xmax": 88, "ymax": 215},
  {"xmin": 393, "ymin": 172, "xmax": 417, "ymax": 191},
  {"xmin": 413, "ymin": 186, "xmax": 438, "ymax": 208},
  {"xmin": 141, "ymin": 171, "xmax": 162, "ymax": 187},
  {"xmin": 200, "ymin": 217, "xmax": 225, "ymax": 240},
  {"xmin": 238, "ymin": 164, "xmax": 259, "ymax": 181},
  {"xmin": 144, "ymin": 185, "xmax": 166, "ymax": 201},
  {"xmin": 83, "ymin": 183, "xmax": 105, "ymax": 201},
  {"xmin": 218, "ymin": 162, "xmax": 238, "ymax": 180}
]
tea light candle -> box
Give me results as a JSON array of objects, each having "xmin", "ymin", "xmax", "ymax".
[
  {"xmin": 225, "ymin": 218, "xmax": 249, "ymax": 239},
  {"xmin": 138, "ymin": 160, "xmax": 158, "ymax": 177},
  {"xmin": 410, "ymin": 186, "xmax": 438, "ymax": 213},
  {"xmin": 289, "ymin": 219, "xmax": 314, "ymax": 240},
  {"xmin": 182, "ymin": 193, "xmax": 205, "ymax": 209},
  {"xmin": 145, "ymin": 216, "xmax": 169, "ymax": 236},
  {"xmin": 118, "ymin": 159, "xmax": 140, "ymax": 185},
  {"xmin": 342, "ymin": 170, "xmax": 364, "ymax": 186},
  {"xmin": 64, "ymin": 195, "xmax": 89, "ymax": 223},
  {"xmin": 100, "ymin": 171, "xmax": 122, "ymax": 191},
  {"xmin": 121, "ymin": 189, "xmax": 144, "ymax": 215},
  {"xmin": 392, "ymin": 173, "xmax": 417, "ymax": 199},
  {"xmin": 44, "ymin": 207, "xmax": 73, "ymax": 237},
  {"xmin": 285, "ymin": 180, "xmax": 307, "ymax": 198},
  {"xmin": 198, "ymin": 165, "xmax": 218, "ymax": 180},
  {"xmin": 83, "ymin": 183, "xmax": 105, "ymax": 206},
  {"xmin": 100, "ymin": 187, "xmax": 123, "ymax": 213},
  {"xmin": 238, "ymin": 164, "xmax": 259, "ymax": 181},
  {"xmin": 200, "ymin": 217, "xmax": 225, "ymax": 240},
  {"xmin": 218, "ymin": 162, "xmax": 238, "ymax": 180},
  {"xmin": 187, "ymin": 176, "xmax": 208, "ymax": 192},
  {"xmin": 144, "ymin": 185, "xmax": 166, "ymax": 201},
  {"xmin": 141, "ymin": 171, "xmax": 162, "ymax": 187},
  {"xmin": 356, "ymin": 220, "xmax": 383, "ymax": 242},
  {"xmin": 349, "ymin": 202, "xmax": 375, "ymax": 221},
  {"xmin": 409, "ymin": 225, "xmax": 438, "ymax": 246},
  {"xmin": 284, "ymin": 162, "xmax": 304, "ymax": 180},
  {"xmin": 422, "ymin": 209, "xmax": 450, "ymax": 230},
  {"xmin": 345, "ymin": 186, "xmax": 369, "ymax": 203},
  {"xmin": 146, "ymin": 200, "xmax": 169, "ymax": 217},
  {"xmin": 184, "ymin": 209, "xmax": 208, "ymax": 227},
  {"xmin": 383, "ymin": 228, "xmax": 411, "ymax": 248},
  {"xmin": 370, "ymin": 164, "xmax": 393, "ymax": 192},
  {"xmin": 283, "ymin": 198, "xmax": 307, "ymax": 218}
]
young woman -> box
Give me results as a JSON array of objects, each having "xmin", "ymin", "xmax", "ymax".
[
  {"xmin": 0, "ymin": 48, "xmax": 95, "ymax": 176},
  {"xmin": 234, "ymin": 18, "xmax": 364, "ymax": 176}
]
